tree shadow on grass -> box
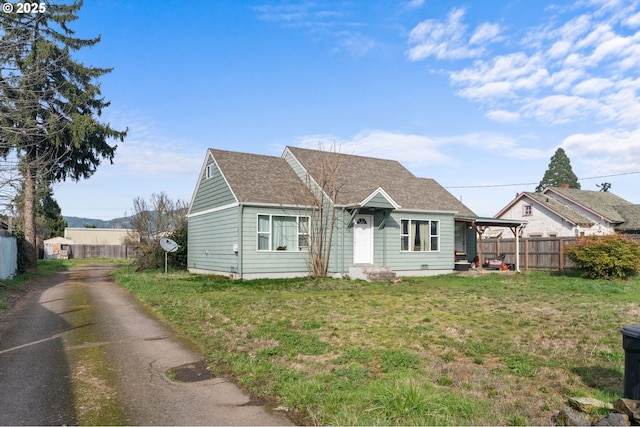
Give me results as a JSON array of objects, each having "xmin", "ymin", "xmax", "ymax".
[{"xmin": 572, "ymin": 365, "xmax": 623, "ymax": 396}]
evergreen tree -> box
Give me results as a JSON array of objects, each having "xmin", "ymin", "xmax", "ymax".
[
  {"xmin": 0, "ymin": 1, "xmax": 126, "ymax": 270},
  {"xmin": 535, "ymin": 148, "xmax": 580, "ymax": 192},
  {"xmin": 12, "ymin": 181, "xmax": 67, "ymax": 241},
  {"xmin": 39, "ymin": 191, "xmax": 67, "ymax": 238}
]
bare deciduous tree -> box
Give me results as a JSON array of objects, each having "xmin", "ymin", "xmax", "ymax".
[
  {"xmin": 126, "ymin": 192, "xmax": 188, "ymax": 271},
  {"xmin": 303, "ymin": 144, "xmax": 344, "ymax": 277}
]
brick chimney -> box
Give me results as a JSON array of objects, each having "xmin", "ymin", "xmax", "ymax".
[{"xmin": 559, "ymin": 183, "xmax": 569, "ymax": 188}]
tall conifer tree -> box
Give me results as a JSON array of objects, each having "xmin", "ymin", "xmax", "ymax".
[
  {"xmin": 535, "ymin": 148, "xmax": 580, "ymax": 192},
  {"xmin": 0, "ymin": 1, "xmax": 126, "ymax": 269}
]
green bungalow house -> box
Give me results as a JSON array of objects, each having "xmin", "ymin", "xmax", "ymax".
[{"xmin": 187, "ymin": 146, "xmax": 479, "ymax": 279}]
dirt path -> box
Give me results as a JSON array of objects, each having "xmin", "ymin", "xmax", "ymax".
[{"xmin": 0, "ymin": 265, "xmax": 292, "ymax": 426}]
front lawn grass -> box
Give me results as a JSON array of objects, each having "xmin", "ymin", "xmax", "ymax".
[{"xmin": 112, "ymin": 268, "xmax": 639, "ymax": 425}]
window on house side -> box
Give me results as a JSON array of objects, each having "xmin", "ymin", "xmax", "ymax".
[
  {"xmin": 523, "ymin": 205, "xmax": 533, "ymax": 216},
  {"xmin": 205, "ymin": 164, "xmax": 215, "ymax": 179},
  {"xmin": 257, "ymin": 214, "xmax": 309, "ymax": 251},
  {"xmin": 400, "ymin": 219, "xmax": 439, "ymax": 252}
]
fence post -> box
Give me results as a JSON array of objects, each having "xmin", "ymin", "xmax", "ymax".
[
  {"xmin": 524, "ymin": 239, "xmax": 529, "ymax": 270},
  {"xmin": 559, "ymin": 238, "xmax": 564, "ymax": 271}
]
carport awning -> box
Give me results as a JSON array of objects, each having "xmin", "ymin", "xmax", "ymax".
[
  {"xmin": 455, "ymin": 216, "xmax": 527, "ymax": 272},
  {"xmin": 455, "ymin": 215, "xmax": 527, "ymax": 228}
]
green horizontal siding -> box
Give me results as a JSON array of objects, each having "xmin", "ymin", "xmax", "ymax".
[
  {"xmin": 382, "ymin": 212, "xmax": 455, "ymax": 271},
  {"xmin": 188, "ymin": 207, "xmax": 239, "ymax": 273},
  {"xmin": 240, "ymin": 206, "xmax": 310, "ymax": 275},
  {"xmin": 190, "ymin": 158, "xmax": 236, "ymax": 214}
]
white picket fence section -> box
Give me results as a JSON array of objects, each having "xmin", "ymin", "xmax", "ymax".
[{"xmin": 0, "ymin": 236, "xmax": 18, "ymax": 279}]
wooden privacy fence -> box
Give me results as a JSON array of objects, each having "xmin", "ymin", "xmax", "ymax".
[
  {"xmin": 67, "ymin": 244, "xmax": 138, "ymax": 259},
  {"xmin": 480, "ymin": 235, "xmax": 640, "ymax": 271},
  {"xmin": 480, "ymin": 237, "xmax": 576, "ymax": 271}
]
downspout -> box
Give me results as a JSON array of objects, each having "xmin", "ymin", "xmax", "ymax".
[
  {"xmin": 341, "ymin": 207, "xmax": 345, "ymax": 278},
  {"xmin": 238, "ymin": 204, "xmax": 244, "ymax": 279},
  {"xmin": 383, "ymin": 214, "xmax": 387, "ymax": 267}
]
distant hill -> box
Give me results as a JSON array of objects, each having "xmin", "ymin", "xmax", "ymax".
[{"xmin": 64, "ymin": 216, "xmax": 132, "ymax": 229}]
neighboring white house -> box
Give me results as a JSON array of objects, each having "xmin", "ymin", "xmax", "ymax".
[{"xmin": 493, "ymin": 186, "xmax": 640, "ymax": 238}]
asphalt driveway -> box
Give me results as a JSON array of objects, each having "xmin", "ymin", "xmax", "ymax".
[{"xmin": 0, "ymin": 265, "xmax": 291, "ymax": 425}]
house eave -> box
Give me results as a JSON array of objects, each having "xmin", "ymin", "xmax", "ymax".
[{"xmin": 359, "ymin": 187, "xmax": 401, "ymax": 210}]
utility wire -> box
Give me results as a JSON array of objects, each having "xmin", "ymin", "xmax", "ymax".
[{"xmin": 445, "ymin": 170, "xmax": 640, "ymax": 189}]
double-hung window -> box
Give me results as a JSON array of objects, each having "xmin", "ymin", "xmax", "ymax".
[
  {"xmin": 400, "ymin": 219, "xmax": 439, "ymax": 251},
  {"xmin": 257, "ymin": 214, "xmax": 309, "ymax": 251}
]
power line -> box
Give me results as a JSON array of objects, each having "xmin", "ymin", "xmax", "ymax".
[{"xmin": 445, "ymin": 170, "xmax": 640, "ymax": 189}]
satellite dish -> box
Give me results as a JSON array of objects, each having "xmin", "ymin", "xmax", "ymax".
[{"xmin": 160, "ymin": 237, "xmax": 179, "ymax": 253}]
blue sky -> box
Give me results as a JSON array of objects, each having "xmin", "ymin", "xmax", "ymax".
[{"xmin": 53, "ymin": 0, "xmax": 640, "ymax": 220}]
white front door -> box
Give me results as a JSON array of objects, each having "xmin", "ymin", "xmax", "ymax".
[{"xmin": 353, "ymin": 215, "xmax": 373, "ymax": 264}]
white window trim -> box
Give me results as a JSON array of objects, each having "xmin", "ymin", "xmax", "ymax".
[
  {"xmin": 205, "ymin": 164, "xmax": 215, "ymax": 179},
  {"xmin": 257, "ymin": 214, "xmax": 310, "ymax": 252},
  {"xmin": 400, "ymin": 218, "xmax": 440, "ymax": 252}
]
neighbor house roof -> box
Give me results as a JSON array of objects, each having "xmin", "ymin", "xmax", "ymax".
[
  {"xmin": 525, "ymin": 192, "xmax": 595, "ymax": 226},
  {"xmin": 496, "ymin": 186, "xmax": 639, "ymax": 232},
  {"xmin": 542, "ymin": 187, "xmax": 632, "ymax": 223},
  {"xmin": 614, "ymin": 205, "xmax": 640, "ymax": 231},
  {"xmin": 286, "ymin": 146, "xmax": 476, "ymax": 215},
  {"xmin": 209, "ymin": 149, "xmax": 315, "ymax": 206}
]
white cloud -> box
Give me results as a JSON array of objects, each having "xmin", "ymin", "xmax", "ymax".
[
  {"xmin": 571, "ymin": 77, "xmax": 613, "ymax": 95},
  {"xmin": 103, "ymin": 114, "xmax": 202, "ymax": 177},
  {"xmin": 548, "ymin": 68, "xmax": 585, "ymax": 91},
  {"xmin": 625, "ymin": 11, "xmax": 640, "ymax": 27},
  {"xmin": 412, "ymin": 2, "xmax": 640, "ymax": 131},
  {"xmin": 486, "ymin": 109, "xmax": 521, "ymax": 122},
  {"xmin": 548, "ymin": 40, "xmax": 572, "ymax": 58},
  {"xmin": 470, "ymin": 23, "xmax": 502, "ymax": 45},
  {"xmin": 406, "ymin": 8, "xmax": 485, "ymax": 60},
  {"xmin": 295, "ymin": 129, "xmax": 549, "ymax": 169},
  {"xmin": 406, "ymin": 0, "xmax": 424, "ymax": 9},
  {"xmin": 562, "ymin": 127, "xmax": 640, "ymax": 172},
  {"xmin": 296, "ymin": 130, "xmax": 452, "ymax": 167},
  {"xmin": 521, "ymin": 95, "xmax": 600, "ymax": 124},
  {"xmin": 334, "ymin": 32, "xmax": 376, "ymax": 57},
  {"xmin": 441, "ymin": 132, "xmax": 549, "ymax": 159},
  {"xmin": 451, "ymin": 53, "xmax": 549, "ymax": 100},
  {"xmin": 556, "ymin": 14, "xmax": 592, "ymax": 43}
]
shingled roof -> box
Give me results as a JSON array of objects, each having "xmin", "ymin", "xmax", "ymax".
[
  {"xmin": 209, "ymin": 149, "xmax": 315, "ymax": 206},
  {"xmin": 286, "ymin": 146, "xmax": 476, "ymax": 215},
  {"xmin": 525, "ymin": 192, "xmax": 594, "ymax": 226},
  {"xmin": 614, "ymin": 205, "xmax": 640, "ymax": 232},
  {"xmin": 543, "ymin": 187, "xmax": 633, "ymax": 223}
]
